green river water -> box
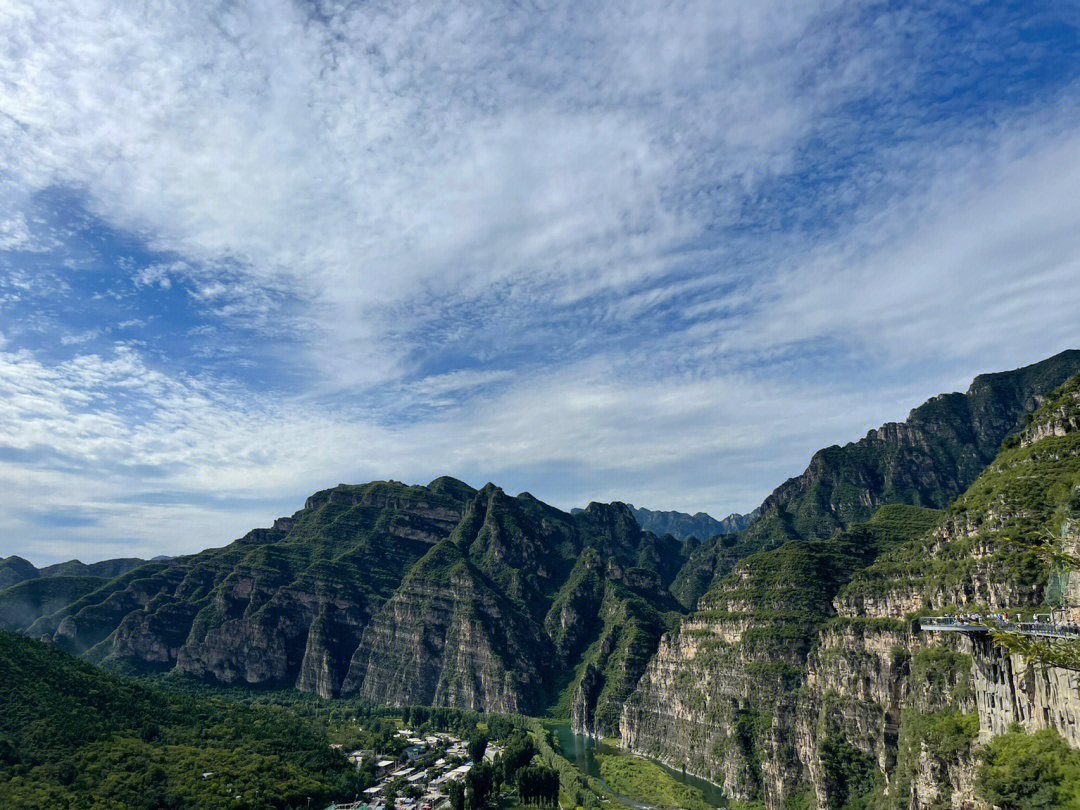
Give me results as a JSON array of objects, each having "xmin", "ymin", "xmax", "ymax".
[{"xmin": 550, "ymin": 723, "xmax": 727, "ymax": 808}]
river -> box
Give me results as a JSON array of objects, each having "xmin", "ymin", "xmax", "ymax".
[{"xmin": 550, "ymin": 723, "xmax": 727, "ymax": 808}]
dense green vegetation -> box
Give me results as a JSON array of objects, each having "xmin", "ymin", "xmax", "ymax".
[
  {"xmin": 977, "ymin": 727, "xmax": 1080, "ymax": 810},
  {"xmin": 696, "ymin": 505, "xmax": 943, "ymax": 662},
  {"xmin": 843, "ymin": 379, "xmax": 1080, "ymax": 608},
  {"xmin": 0, "ymin": 574, "xmax": 111, "ymax": 630},
  {"xmin": 674, "ymin": 350, "xmax": 1080, "ymax": 605},
  {"xmin": 0, "ymin": 631, "xmax": 363, "ymax": 809},
  {"xmin": 594, "ymin": 752, "xmax": 712, "ymax": 810},
  {"xmin": 885, "ymin": 710, "xmax": 978, "ymax": 810},
  {"xmin": 516, "ymin": 765, "xmax": 559, "ymax": 806},
  {"xmin": 817, "ymin": 733, "xmax": 880, "ymax": 810}
]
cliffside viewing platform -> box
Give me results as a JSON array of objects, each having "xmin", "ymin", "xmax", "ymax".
[{"xmin": 920, "ymin": 615, "xmax": 1080, "ymax": 640}]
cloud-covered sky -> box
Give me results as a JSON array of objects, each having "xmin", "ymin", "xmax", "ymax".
[{"xmin": 2, "ymin": 0, "xmax": 1079, "ymax": 564}]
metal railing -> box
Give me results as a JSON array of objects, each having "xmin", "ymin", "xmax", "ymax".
[{"xmin": 920, "ymin": 615, "xmax": 1080, "ymax": 640}]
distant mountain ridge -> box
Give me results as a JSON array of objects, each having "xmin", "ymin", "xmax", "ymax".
[
  {"xmin": 628, "ymin": 505, "xmax": 758, "ymax": 540},
  {"xmin": 670, "ymin": 348, "xmax": 1080, "ymax": 606},
  {"xmin": 0, "ymin": 555, "xmax": 148, "ymax": 590},
  {"xmin": 2, "ymin": 349, "xmax": 1079, "ymax": 748},
  {"xmin": 0, "ymin": 478, "xmax": 691, "ymax": 725}
]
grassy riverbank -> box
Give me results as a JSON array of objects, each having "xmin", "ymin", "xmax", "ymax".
[{"xmin": 595, "ymin": 752, "xmax": 713, "ymax": 810}]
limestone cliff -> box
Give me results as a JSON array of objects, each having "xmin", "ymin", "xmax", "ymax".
[
  {"xmin": 15, "ymin": 479, "xmax": 476, "ymax": 694},
  {"xmin": 621, "ymin": 506, "xmax": 942, "ymax": 807},
  {"xmin": 621, "ymin": 368, "xmax": 1080, "ymax": 810},
  {"xmin": 2, "ymin": 477, "xmax": 685, "ymax": 718},
  {"xmin": 674, "ymin": 350, "xmax": 1080, "ymax": 608},
  {"xmin": 342, "ymin": 538, "xmax": 547, "ymax": 712}
]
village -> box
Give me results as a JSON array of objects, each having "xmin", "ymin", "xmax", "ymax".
[{"xmin": 324, "ymin": 728, "xmax": 505, "ymax": 810}]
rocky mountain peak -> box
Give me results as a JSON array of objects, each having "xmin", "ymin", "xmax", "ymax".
[
  {"xmin": 0, "ymin": 556, "xmax": 38, "ymax": 589},
  {"xmin": 425, "ymin": 475, "xmax": 478, "ymax": 500},
  {"xmin": 1020, "ymin": 372, "xmax": 1080, "ymax": 446}
]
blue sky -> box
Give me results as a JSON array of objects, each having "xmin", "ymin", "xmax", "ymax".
[{"xmin": 2, "ymin": 0, "xmax": 1080, "ymax": 564}]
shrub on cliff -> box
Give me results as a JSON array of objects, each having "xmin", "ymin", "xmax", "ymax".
[{"xmin": 977, "ymin": 726, "xmax": 1080, "ymax": 810}]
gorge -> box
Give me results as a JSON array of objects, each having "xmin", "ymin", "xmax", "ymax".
[{"xmin": 4, "ymin": 349, "xmax": 1080, "ymax": 810}]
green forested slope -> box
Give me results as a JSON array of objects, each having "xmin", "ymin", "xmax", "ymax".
[
  {"xmin": 674, "ymin": 349, "xmax": 1080, "ymax": 607},
  {"xmin": 0, "ymin": 630, "xmax": 361, "ymax": 810},
  {"xmin": 840, "ymin": 370, "xmax": 1080, "ymax": 614}
]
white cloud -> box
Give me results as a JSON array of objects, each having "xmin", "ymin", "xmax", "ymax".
[
  {"xmin": 59, "ymin": 329, "xmax": 102, "ymax": 346},
  {"xmin": 0, "ymin": 212, "xmax": 32, "ymax": 250},
  {"xmin": 0, "ymin": 341, "xmax": 929, "ymax": 562},
  {"xmin": 1, "ymin": 1, "xmax": 1079, "ymax": 562},
  {"xmin": 0, "ymin": 0, "xmax": 904, "ymax": 385},
  {"xmin": 751, "ymin": 120, "xmax": 1080, "ymax": 372}
]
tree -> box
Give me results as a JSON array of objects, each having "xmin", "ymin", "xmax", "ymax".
[
  {"xmin": 501, "ymin": 729, "xmax": 535, "ymax": 783},
  {"xmin": 448, "ymin": 779, "xmax": 465, "ymax": 810},
  {"xmin": 978, "ymin": 727, "xmax": 1080, "ymax": 810},
  {"xmin": 818, "ymin": 733, "xmax": 879, "ymax": 810},
  {"xmin": 517, "ymin": 765, "xmax": 559, "ymax": 806},
  {"xmin": 385, "ymin": 787, "xmax": 398, "ymax": 810},
  {"xmin": 467, "ymin": 732, "xmax": 488, "ymax": 764},
  {"xmin": 466, "ymin": 761, "xmax": 494, "ymax": 810},
  {"xmin": 994, "ymin": 519, "xmax": 1080, "ymax": 670}
]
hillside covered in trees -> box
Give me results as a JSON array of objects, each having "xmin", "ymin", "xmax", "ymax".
[{"xmin": 0, "ymin": 630, "xmax": 364, "ymax": 809}]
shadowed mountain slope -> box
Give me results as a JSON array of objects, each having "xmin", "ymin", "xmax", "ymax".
[
  {"xmin": 1, "ymin": 478, "xmax": 689, "ymax": 720},
  {"xmin": 628, "ymin": 506, "xmax": 757, "ymax": 541},
  {"xmin": 673, "ymin": 350, "xmax": 1080, "ymax": 607}
]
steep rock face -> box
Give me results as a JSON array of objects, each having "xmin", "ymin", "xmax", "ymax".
[
  {"xmin": 970, "ymin": 634, "xmax": 1080, "ymax": 746},
  {"xmin": 546, "ymin": 549, "xmax": 606, "ymax": 664},
  {"xmin": 4, "ymin": 476, "xmax": 685, "ymax": 716},
  {"xmin": 629, "ymin": 506, "xmax": 757, "ymax": 541},
  {"xmin": 342, "ymin": 537, "xmax": 547, "ymax": 712},
  {"xmin": 797, "ymin": 373, "xmax": 1080, "ymax": 810},
  {"xmin": 673, "ymin": 350, "xmax": 1080, "ymax": 607},
  {"xmin": 838, "ymin": 402, "xmax": 1080, "ymax": 622},
  {"xmin": 9, "ymin": 479, "xmax": 477, "ymax": 690},
  {"xmin": 295, "ymin": 606, "xmax": 362, "ymax": 697},
  {"xmin": 621, "ymin": 368, "xmax": 1080, "ymax": 810},
  {"xmin": 619, "ymin": 620, "xmax": 748, "ymax": 791},
  {"xmin": 621, "ymin": 506, "xmax": 943, "ymax": 807},
  {"xmin": 342, "ymin": 487, "xmax": 684, "ymax": 717},
  {"xmin": 797, "ymin": 620, "xmax": 978, "ymax": 810},
  {"xmin": 7, "ymin": 353, "xmax": 1080, "ymax": 789},
  {"xmin": 569, "ymin": 575, "xmax": 679, "ymax": 738},
  {"xmin": 155, "ymin": 481, "xmax": 474, "ymax": 688},
  {"xmin": 43, "ymin": 562, "xmax": 181, "ymax": 655}
]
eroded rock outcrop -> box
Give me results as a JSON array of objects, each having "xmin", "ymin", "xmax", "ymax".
[
  {"xmin": 672, "ymin": 350, "xmax": 1080, "ymax": 610},
  {"xmin": 621, "ymin": 368, "xmax": 1080, "ymax": 810}
]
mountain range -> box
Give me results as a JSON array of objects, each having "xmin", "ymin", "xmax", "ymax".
[
  {"xmin": 4, "ymin": 348, "xmax": 1080, "ymax": 809},
  {"xmin": 627, "ymin": 505, "xmax": 758, "ymax": 541}
]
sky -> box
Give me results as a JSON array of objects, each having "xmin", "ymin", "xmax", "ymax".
[{"xmin": 2, "ymin": 0, "xmax": 1080, "ymax": 565}]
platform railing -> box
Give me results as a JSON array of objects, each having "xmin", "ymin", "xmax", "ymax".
[{"xmin": 919, "ymin": 615, "xmax": 1080, "ymax": 640}]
